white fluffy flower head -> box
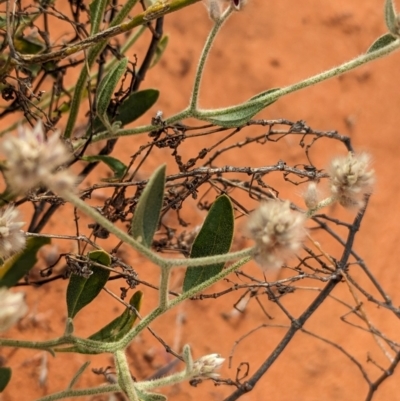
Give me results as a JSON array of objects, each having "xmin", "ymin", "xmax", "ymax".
[
  {"xmin": 192, "ymin": 353, "xmax": 225, "ymax": 379},
  {"xmin": 0, "ymin": 121, "xmax": 75, "ymax": 194},
  {"xmin": 247, "ymin": 200, "xmax": 306, "ymax": 270},
  {"xmin": 329, "ymin": 152, "xmax": 375, "ymax": 209},
  {"xmin": 0, "ymin": 287, "xmax": 28, "ymax": 332},
  {"xmin": 0, "ymin": 206, "xmax": 25, "ymax": 259}
]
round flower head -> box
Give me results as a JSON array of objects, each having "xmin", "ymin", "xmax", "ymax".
[
  {"xmin": 247, "ymin": 200, "xmax": 306, "ymax": 270},
  {"xmin": 192, "ymin": 353, "xmax": 225, "ymax": 379},
  {"xmin": 0, "ymin": 287, "xmax": 28, "ymax": 332},
  {"xmin": 329, "ymin": 152, "xmax": 375, "ymax": 209},
  {"xmin": 0, "ymin": 206, "xmax": 25, "ymax": 259},
  {"xmin": 0, "ymin": 121, "xmax": 76, "ymax": 194}
]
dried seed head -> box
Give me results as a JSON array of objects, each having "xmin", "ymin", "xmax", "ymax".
[
  {"xmin": 0, "ymin": 206, "xmax": 25, "ymax": 259},
  {"xmin": 329, "ymin": 152, "xmax": 375, "ymax": 209},
  {"xmin": 0, "ymin": 121, "xmax": 76, "ymax": 194},
  {"xmin": 247, "ymin": 200, "xmax": 306, "ymax": 270},
  {"xmin": 192, "ymin": 353, "xmax": 225, "ymax": 379},
  {"xmin": 0, "ymin": 287, "xmax": 28, "ymax": 332}
]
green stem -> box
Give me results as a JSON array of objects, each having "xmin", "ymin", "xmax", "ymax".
[
  {"xmin": 198, "ymin": 37, "xmax": 400, "ymax": 118},
  {"xmin": 136, "ymin": 369, "xmax": 188, "ymax": 391},
  {"xmin": 118, "ymin": 256, "xmax": 251, "ymax": 348},
  {"xmin": 0, "ymin": 336, "xmax": 71, "ymax": 353},
  {"xmin": 305, "ymin": 196, "xmax": 337, "ymax": 218},
  {"xmin": 159, "ymin": 267, "xmax": 171, "ymax": 310},
  {"xmin": 72, "ymin": 109, "xmax": 191, "ymax": 150},
  {"xmin": 35, "ymin": 385, "xmax": 120, "ymax": 401},
  {"xmin": 189, "ymin": 7, "xmax": 233, "ymax": 111},
  {"xmin": 59, "ymin": 189, "xmax": 254, "ymax": 269},
  {"xmin": 115, "ymin": 349, "xmax": 139, "ymax": 401}
]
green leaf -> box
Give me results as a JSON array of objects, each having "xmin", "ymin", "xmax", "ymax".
[
  {"xmin": 81, "ymin": 155, "xmax": 128, "ymax": 181},
  {"xmin": 0, "ymin": 367, "xmax": 11, "ymax": 392},
  {"xmin": 384, "ymin": 0, "xmax": 399, "ymax": 36},
  {"xmin": 200, "ymin": 88, "xmax": 280, "ymax": 128},
  {"xmin": 89, "ymin": 0, "xmax": 108, "ymax": 35},
  {"xmin": 88, "ymin": 89, "xmax": 159, "ymax": 136},
  {"xmin": 66, "ymin": 250, "xmax": 111, "ymax": 319},
  {"xmin": 14, "ymin": 35, "xmax": 45, "ymax": 54},
  {"xmin": 183, "ymin": 195, "xmax": 234, "ymax": 292},
  {"xmin": 150, "ymin": 35, "xmax": 169, "ymax": 68},
  {"xmin": 117, "ymin": 89, "xmax": 160, "ymax": 126},
  {"xmin": 88, "ymin": 291, "xmax": 143, "ymax": 342},
  {"xmin": 367, "ymin": 33, "xmax": 398, "ymax": 53},
  {"xmin": 130, "ymin": 165, "xmax": 166, "ymax": 248},
  {"xmin": 97, "ymin": 58, "xmax": 128, "ymax": 118},
  {"xmin": 0, "ymin": 237, "xmax": 50, "ymax": 287}
]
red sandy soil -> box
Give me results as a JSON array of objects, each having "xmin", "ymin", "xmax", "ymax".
[{"xmin": 2, "ymin": 0, "xmax": 400, "ymax": 400}]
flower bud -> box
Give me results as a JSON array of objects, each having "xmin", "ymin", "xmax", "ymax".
[
  {"xmin": 192, "ymin": 353, "xmax": 225, "ymax": 379},
  {"xmin": 0, "ymin": 287, "xmax": 28, "ymax": 332},
  {"xmin": 0, "ymin": 206, "xmax": 25, "ymax": 259}
]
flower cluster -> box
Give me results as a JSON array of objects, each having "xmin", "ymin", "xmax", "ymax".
[
  {"xmin": 0, "ymin": 287, "xmax": 28, "ymax": 332},
  {"xmin": 192, "ymin": 353, "xmax": 225, "ymax": 379},
  {"xmin": 329, "ymin": 152, "xmax": 375, "ymax": 209},
  {"xmin": 0, "ymin": 206, "xmax": 25, "ymax": 259},
  {"xmin": 247, "ymin": 200, "xmax": 306, "ymax": 270},
  {"xmin": 0, "ymin": 122, "xmax": 76, "ymax": 195}
]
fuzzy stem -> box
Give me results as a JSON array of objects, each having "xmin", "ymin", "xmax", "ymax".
[
  {"xmin": 118, "ymin": 256, "xmax": 251, "ymax": 348},
  {"xmin": 35, "ymin": 385, "xmax": 120, "ymax": 401},
  {"xmin": 57, "ymin": 188, "xmax": 254, "ymax": 270},
  {"xmin": 159, "ymin": 267, "xmax": 171, "ymax": 310},
  {"xmin": 115, "ymin": 349, "xmax": 139, "ymax": 400},
  {"xmin": 305, "ymin": 196, "xmax": 337, "ymax": 218},
  {"xmin": 189, "ymin": 6, "xmax": 233, "ymax": 111}
]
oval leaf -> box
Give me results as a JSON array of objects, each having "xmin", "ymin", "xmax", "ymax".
[
  {"xmin": 97, "ymin": 57, "xmax": 128, "ymax": 117},
  {"xmin": 88, "ymin": 89, "xmax": 160, "ymax": 136},
  {"xmin": 89, "ymin": 291, "xmax": 143, "ymax": 342},
  {"xmin": 201, "ymin": 88, "xmax": 280, "ymax": 128},
  {"xmin": 130, "ymin": 165, "xmax": 166, "ymax": 248},
  {"xmin": 367, "ymin": 33, "xmax": 398, "ymax": 53},
  {"xmin": 117, "ymin": 89, "xmax": 160, "ymax": 126},
  {"xmin": 150, "ymin": 36, "xmax": 169, "ymax": 68},
  {"xmin": 384, "ymin": 0, "xmax": 398, "ymax": 35},
  {"xmin": 183, "ymin": 195, "xmax": 234, "ymax": 292},
  {"xmin": 0, "ymin": 367, "xmax": 11, "ymax": 392},
  {"xmin": 66, "ymin": 250, "xmax": 111, "ymax": 319},
  {"xmin": 0, "ymin": 237, "xmax": 50, "ymax": 287},
  {"xmin": 81, "ymin": 155, "xmax": 127, "ymax": 181}
]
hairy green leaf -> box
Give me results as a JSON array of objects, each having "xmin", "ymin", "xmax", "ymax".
[
  {"xmin": 131, "ymin": 165, "xmax": 166, "ymax": 248},
  {"xmin": 183, "ymin": 195, "xmax": 234, "ymax": 292},
  {"xmin": 88, "ymin": 89, "xmax": 159, "ymax": 136},
  {"xmin": 89, "ymin": 291, "xmax": 143, "ymax": 342},
  {"xmin": 384, "ymin": 0, "xmax": 399, "ymax": 36},
  {"xmin": 89, "ymin": 0, "xmax": 108, "ymax": 35},
  {"xmin": 97, "ymin": 58, "xmax": 128, "ymax": 118},
  {"xmin": 367, "ymin": 33, "xmax": 398, "ymax": 53},
  {"xmin": 150, "ymin": 36, "xmax": 169, "ymax": 68},
  {"xmin": 201, "ymin": 88, "xmax": 280, "ymax": 128},
  {"xmin": 117, "ymin": 89, "xmax": 160, "ymax": 126},
  {"xmin": 0, "ymin": 367, "xmax": 11, "ymax": 392},
  {"xmin": 81, "ymin": 155, "xmax": 128, "ymax": 181},
  {"xmin": 0, "ymin": 237, "xmax": 50, "ymax": 287},
  {"xmin": 66, "ymin": 250, "xmax": 111, "ymax": 319}
]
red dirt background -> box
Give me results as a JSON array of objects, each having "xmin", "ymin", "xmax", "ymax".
[{"xmin": 2, "ymin": 0, "xmax": 400, "ymax": 400}]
